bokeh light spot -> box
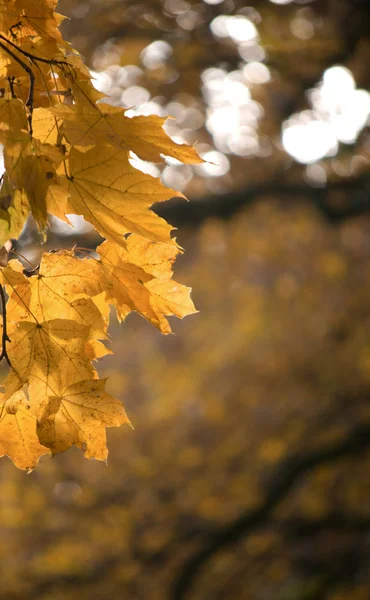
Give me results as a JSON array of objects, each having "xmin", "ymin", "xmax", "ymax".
[{"xmin": 195, "ymin": 150, "xmax": 230, "ymax": 177}]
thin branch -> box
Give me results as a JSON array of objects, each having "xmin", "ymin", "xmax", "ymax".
[
  {"xmin": 36, "ymin": 175, "xmax": 370, "ymax": 256},
  {"xmin": 0, "ymin": 36, "xmax": 75, "ymax": 135},
  {"xmin": 154, "ymin": 175, "xmax": 370, "ymax": 228},
  {"xmin": 11, "ymin": 427, "xmax": 370, "ymax": 600},
  {"xmin": 0, "ymin": 40, "xmax": 34, "ymax": 134},
  {"xmin": 7, "ymin": 76, "xmax": 16, "ymax": 98},
  {"xmin": 172, "ymin": 423, "xmax": 370, "ymax": 599},
  {"xmin": 267, "ymin": 514, "xmax": 370, "ymax": 537},
  {"xmin": 11, "ymin": 249, "xmax": 39, "ymax": 271},
  {"xmin": 0, "ymin": 284, "xmax": 11, "ymax": 366},
  {"xmin": 36, "ymin": 176, "xmax": 370, "ymax": 253},
  {"xmin": 0, "ymin": 33, "xmax": 74, "ymax": 69}
]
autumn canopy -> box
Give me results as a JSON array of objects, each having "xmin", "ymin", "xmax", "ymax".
[{"xmin": 0, "ymin": 0, "xmax": 199, "ymax": 470}]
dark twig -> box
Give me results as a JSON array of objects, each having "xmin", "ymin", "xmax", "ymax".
[
  {"xmin": 0, "ymin": 284, "xmax": 11, "ymax": 366},
  {"xmin": 37, "ymin": 175, "xmax": 370, "ymax": 254},
  {"xmin": 7, "ymin": 76, "xmax": 16, "ymax": 98},
  {"xmin": 172, "ymin": 424, "xmax": 370, "ymax": 599},
  {"xmin": 0, "ymin": 34, "xmax": 74, "ymax": 69},
  {"xmin": 0, "ymin": 40, "xmax": 35, "ymax": 134},
  {"xmin": 267, "ymin": 514, "xmax": 370, "ymax": 537},
  {"xmin": 154, "ymin": 175, "xmax": 370, "ymax": 228},
  {"xmin": 9, "ymin": 426, "xmax": 370, "ymax": 600}
]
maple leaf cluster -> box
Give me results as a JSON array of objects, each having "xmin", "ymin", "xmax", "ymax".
[{"xmin": 0, "ymin": 0, "xmax": 200, "ymax": 470}]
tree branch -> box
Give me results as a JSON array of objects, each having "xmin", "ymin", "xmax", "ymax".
[
  {"xmin": 0, "ymin": 34, "xmax": 73, "ymax": 69},
  {"xmin": 268, "ymin": 514, "xmax": 370, "ymax": 537},
  {"xmin": 154, "ymin": 175, "xmax": 370, "ymax": 229},
  {"xmin": 35, "ymin": 175, "xmax": 370, "ymax": 256},
  {"xmin": 14, "ymin": 428, "xmax": 370, "ymax": 600},
  {"xmin": 171, "ymin": 423, "xmax": 370, "ymax": 599},
  {"xmin": 0, "ymin": 284, "xmax": 11, "ymax": 366},
  {"xmin": 0, "ymin": 39, "xmax": 35, "ymax": 133}
]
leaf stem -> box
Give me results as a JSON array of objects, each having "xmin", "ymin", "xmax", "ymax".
[
  {"xmin": 0, "ymin": 34, "xmax": 71, "ymax": 67},
  {"xmin": 0, "ymin": 40, "xmax": 34, "ymax": 134},
  {"xmin": 7, "ymin": 76, "xmax": 16, "ymax": 98},
  {"xmin": 0, "ymin": 284, "xmax": 11, "ymax": 366}
]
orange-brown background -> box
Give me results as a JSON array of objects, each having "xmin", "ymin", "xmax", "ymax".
[{"xmin": 1, "ymin": 1, "xmax": 370, "ymax": 598}]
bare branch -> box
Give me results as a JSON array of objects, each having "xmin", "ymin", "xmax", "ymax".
[
  {"xmin": 0, "ymin": 284, "xmax": 11, "ymax": 366},
  {"xmin": 155, "ymin": 175, "xmax": 370, "ymax": 228},
  {"xmin": 0, "ymin": 40, "xmax": 35, "ymax": 134},
  {"xmin": 172, "ymin": 423, "xmax": 370, "ymax": 599}
]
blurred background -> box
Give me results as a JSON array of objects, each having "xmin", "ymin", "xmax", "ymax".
[{"xmin": 1, "ymin": 0, "xmax": 370, "ymax": 598}]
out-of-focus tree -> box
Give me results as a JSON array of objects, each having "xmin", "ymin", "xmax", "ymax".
[
  {"xmin": 1, "ymin": 1, "xmax": 370, "ymax": 599},
  {"xmin": 53, "ymin": 0, "xmax": 370, "ymax": 214},
  {"xmin": 17, "ymin": 0, "xmax": 370, "ymax": 256},
  {"xmin": 2, "ymin": 202, "xmax": 370, "ymax": 599}
]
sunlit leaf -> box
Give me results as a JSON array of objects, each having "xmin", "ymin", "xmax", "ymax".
[
  {"xmin": 0, "ymin": 0, "xmax": 196, "ymax": 467},
  {"xmin": 51, "ymin": 103, "xmax": 203, "ymax": 163},
  {"xmin": 58, "ymin": 144, "xmax": 179, "ymax": 245},
  {"xmin": 37, "ymin": 378, "xmax": 130, "ymax": 460},
  {"xmin": 0, "ymin": 390, "xmax": 50, "ymax": 470}
]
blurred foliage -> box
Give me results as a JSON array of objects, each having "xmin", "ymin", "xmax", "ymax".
[
  {"xmin": 2, "ymin": 0, "xmax": 370, "ymax": 598},
  {"xmin": 2, "ymin": 202, "xmax": 370, "ymax": 598},
  {"xmin": 55, "ymin": 0, "xmax": 370, "ymax": 201}
]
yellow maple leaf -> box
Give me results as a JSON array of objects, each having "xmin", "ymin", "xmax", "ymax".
[
  {"xmin": 144, "ymin": 278, "xmax": 197, "ymax": 334},
  {"xmin": 36, "ymin": 378, "xmax": 130, "ymax": 461},
  {"xmin": 121, "ymin": 234, "xmax": 181, "ymax": 277},
  {"xmin": 14, "ymin": 0, "xmax": 65, "ymax": 45},
  {"xmin": 4, "ymin": 134, "xmax": 67, "ymax": 225},
  {"xmin": 97, "ymin": 237, "xmax": 197, "ymax": 333},
  {"xmin": 5, "ymin": 253, "xmax": 105, "ymax": 326},
  {"xmin": 0, "ymin": 187, "xmax": 29, "ymax": 246},
  {"xmin": 0, "ymin": 1, "xmax": 8, "ymax": 32},
  {"xmin": 0, "ymin": 0, "xmax": 197, "ymax": 468},
  {"xmin": 0, "ymin": 256, "xmax": 28, "ymax": 287},
  {"xmin": 57, "ymin": 144, "xmax": 179, "ymax": 245},
  {"xmin": 54, "ymin": 53, "xmax": 106, "ymax": 106},
  {"xmin": 95, "ymin": 240, "xmax": 157, "ymax": 323},
  {"xmin": 85, "ymin": 339, "xmax": 112, "ymax": 361},
  {"xmin": 2, "ymin": 257, "xmax": 107, "ymax": 417},
  {"xmin": 0, "ymin": 97, "xmax": 28, "ymax": 132},
  {"xmin": 36, "ymin": 250, "xmax": 104, "ymax": 297},
  {"xmin": 31, "ymin": 107, "xmax": 60, "ymax": 145},
  {"xmin": 50, "ymin": 102, "xmax": 203, "ymax": 164},
  {"xmin": 5, "ymin": 319, "xmax": 95, "ymax": 402},
  {"xmin": 0, "ymin": 1, "xmax": 20, "ymax": 38},
  {"xmin": 0, "ymin": 390, "xmax": 50, "ymax": 470}
]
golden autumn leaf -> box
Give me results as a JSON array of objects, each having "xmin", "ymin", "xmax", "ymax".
[
  {"xmin": 0, "ymin": 0, "xmax": 197, "ymax": 467},
  {"xmin": 0, "ymin": 1, "xmax": 8, "ymax": 32},
  {"xmin": 36, "ymin": 378, "xmax": 130, "ymax": 460},
  {"xmin": 0, "ymin": 390, "xmax": 50, "ymax": 470},
  {"xmin": 4, "ymin": 134, "xmax": 67, "ymax": 225},
  {"xmin": 0, "ymin": 257, "xmax": 29, "ymax": 288},
  {"xmin": 57, "ymin": 144, "xmax": 179, "ymax": 245},
  {"xmin": 5, "ymin": 252, "xmax": 105, "ymax": 325},
  {"xmin": 94, "ymin": 240, "xmax": 156, "ymax": 324},
  {"xmin": 85, "ymin": 338, "xmax": 112, "ymax": 361},
  {"xmin": 51, "ymin": 102, "xmax": 203, "ymax": 164},
  {"xmin": 120, "ymin": 236, "xmax": 197, "ymax": 332},
  {"xmin": 55, "ymin": 53, "xmax": 107, "ymax": 106},
  {"xmin": 13, "ymin": 0, "xmax": 65, "ymax": 45},
  {"xmin": 97, "ymin": 238, "xmax": 197, "ymax": 333},
  {"xmin": 122, "ymin": 234, "xmax": 182, "ymax": 279},
  {"xmin": 5, "ymin": 319, "xmax": 95, "ymax": 403},
  {"xmin": 0, "ymin": 98, "xmax": 28, "ymax": 132},
  {"xmin": 0, "ymin": 188, "xmax": 29, "ymax": 246},
  {"xmin": 31, "ymin": 107, "xmax": 60, "ymax": 145},
  {"xmin": 30, "ymin": 250, "xmax": 103, "ymax": 297},
  {"xmin": 144, "ymin": 279, "xmax": 197, "ymax": 334}
]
